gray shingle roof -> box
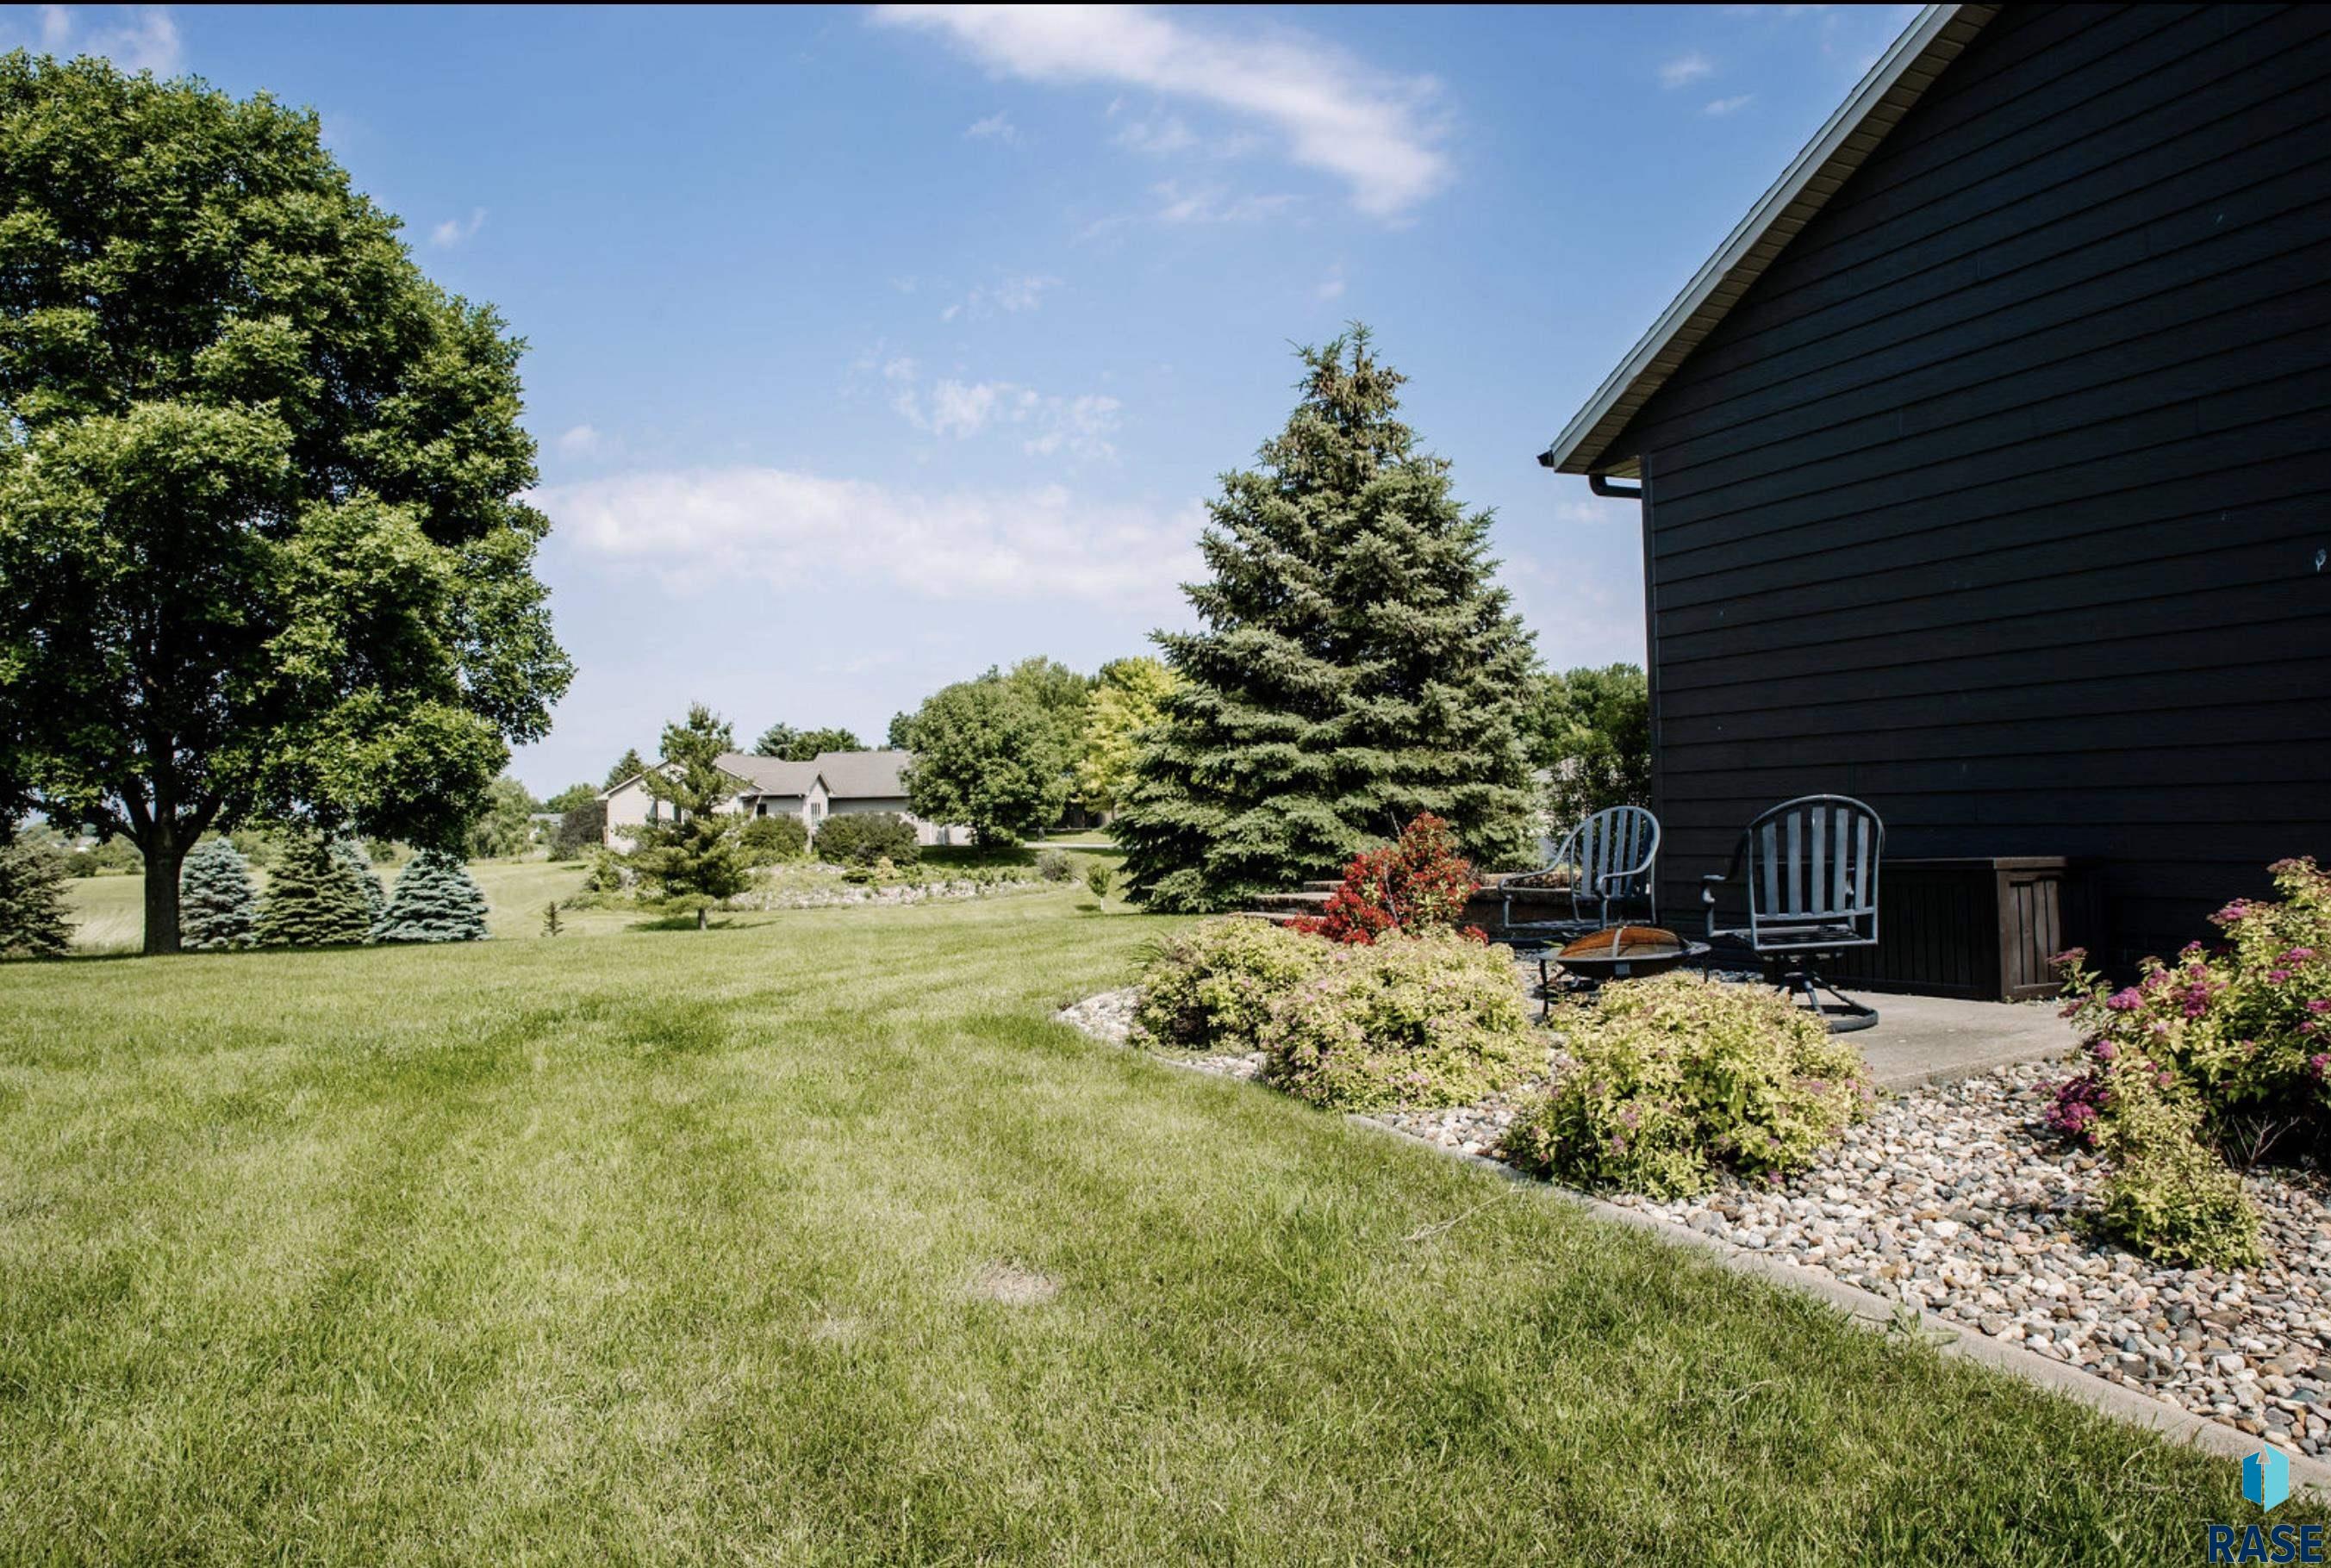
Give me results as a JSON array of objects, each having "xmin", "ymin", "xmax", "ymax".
[
  {"xmin": 809, "ymin": 750, "xmax": 913, "ymax": 800},
  {"xmin": 714, "ymin": 753, "xmax": 823, "ymax": 797}
]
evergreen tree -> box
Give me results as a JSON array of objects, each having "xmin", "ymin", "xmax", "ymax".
[
  {"xmin": 0, "ymin": 838, "xmax": 72, "ymax": 959},
  {"xmin": 254, "ymin": 836, "xmax": 374, "ymax": 947},
  {"xmin": 375, "ymin": 849, "xmax": 490, "ymax": 943},
  {"xmin": 1116, "ymin": 330, "xmax": 1537, "ymax": 912},
  {"xmin": 605, "ymin": 749, "xmax": 648, "ymax": 790},
  {"xmin": 178, "ymin": 837, "xmax": 259, "ymax": 950},
  {"xmin": 751, "ymin": 723, "xmax": 863, "ymax": 761},
  {"xmin": 331, "ymin": 838, "xmax": 387, "ymax": 933},
  {"xmin": 626, "ymin": 705, "xmax": 751, "ymax": 929}
]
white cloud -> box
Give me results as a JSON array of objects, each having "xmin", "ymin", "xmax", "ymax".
[
  {"xmin": 556, "ymin": 425, "xmax": 602, "ymax": 457},
  {"xmin": 1149, "ymin": 180, "xmax": 1294, "ymax": 225},
  {"xmin": 1659, "ymin": 53, "xmax": 1714, "ymax": 88},
  {"xmin": 886, "ymin": 362, "xmax": 1120, "ymax": 458},
  {"xmin": 964, "ymin": 111, "xmax": 1019, "ymax": 143},
  {"xmin": 538, "ymin": 466, "xmax": 1200, "ymax": 606},
  {"xmin": 1113, "ymin": 114, "xmax": 1195, "ymax": 155},
  {"xmin": 430, "ymin": 208, "xmax": 487, "ymax": 248},
  {"xmin": 35, "ymin": 5, "xmax": 180, "ymax": 72},
  {"xmin": 1704, "ymin": 94, "xmax": 1754, "ymax": 115},
  {"xmin": 870, "ymin": 4, "xmax": 1449, "ymax": 219},
  {"xmin": 1315, "ymin": 263, "xmax": 1346, "ymax": 302},
  {"xmin": 939, "ymin": 272, "xmax": 1060, "ymax": 321}
]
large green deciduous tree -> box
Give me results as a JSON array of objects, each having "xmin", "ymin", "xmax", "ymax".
[
  {"xmin": 1076, "ymin": 656, "xmax": 1175, "ymax": 816},
  {"xmin": 1525, "ymin": 663, "xmax": 1651, "ymax": 828},
  {"xmin": 902, "ymin": 677, "xmax": 1067, "ymax": 850},
  {"xmin": 1115, "ymin": 329, "xmax": 1537, "ymax": 912},
  {"xmin": 626, "ymin": 705, "xmax": 751, "ymax": 929},
  {"xmin": 0, "ymin": 53, "xmax": 571, "ymax": 953}
]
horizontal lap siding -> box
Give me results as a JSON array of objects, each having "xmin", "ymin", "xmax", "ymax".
[{"xmin": 1611, "ymin": 3, "xmax": 2331, "ymax": 969}]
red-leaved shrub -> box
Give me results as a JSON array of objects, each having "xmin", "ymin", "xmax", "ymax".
[{"xmin": 1293, "ymin": 813, "xmax": 1483, "ymax": 945}]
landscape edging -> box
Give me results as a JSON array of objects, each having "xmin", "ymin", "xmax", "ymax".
[{"xmin": 1339, "ymin": 1112, "xmax": 2331, "ymax": 1498}]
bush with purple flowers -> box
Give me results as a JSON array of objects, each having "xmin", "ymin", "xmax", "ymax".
[
  {"xmin": 2052, "ymin": 856, "xmax": 2331, "ymax": 1160},
  {"xmin": 2043, "ymin": 856, "xmax": 2331, "ymax": 1266}
]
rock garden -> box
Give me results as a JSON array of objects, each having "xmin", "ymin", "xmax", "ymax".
[{"xmin": 1063, "ymin": 827, "xmax": 2331, "ymax": 1459}]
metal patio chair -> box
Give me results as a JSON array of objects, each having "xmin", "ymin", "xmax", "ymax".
[
  {"xmin": 1499, "ymin": 804, "xmax": 1661, "ymax": 936},
  {"xmin": 1701, "ymin": 794, "xmax": 1885, "ymax": 1033}
]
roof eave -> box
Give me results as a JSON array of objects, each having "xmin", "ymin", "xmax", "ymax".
[{"xmin": 1538, "ymin": 3, "xmax": 1996, "ymax": 478}]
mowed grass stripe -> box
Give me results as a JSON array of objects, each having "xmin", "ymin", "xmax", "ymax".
[{"xmin": 2, "ymin": 884, "xmax": 2314, "ymax": 1563}]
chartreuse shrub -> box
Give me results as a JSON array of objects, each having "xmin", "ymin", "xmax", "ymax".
[
  {"xmin": 1500, "ymin": 974, "xmax": 1871, "ymax": 1198},
  {"xmin": 815, "ymin": 812, "xmax": 919, "ymax": 868},
  {"xmin": 1258, "ymin": 931, "xmax": 1539, "ymax": 1111},
  {"xmin": 177, "ymin": 837, "xmax": 258, "ymax": 950},
  {"xmin": 2092, "ymin": 1056, "xmax": 2264, "ymax": 1270},
  {"xmin": 375, "ymin": 850, "xmax": 489, "ymax": 943},
  {"xmin": 1133, "ymin": 918, "xmax": 1328, "ymax": 1051},
  {"xmin": 739, "ymin": 815, "xmax": 809, "ymax": 866},
  {"xmin": 254, "ymin": 837, "xmax": 374, "ymax": 948}
]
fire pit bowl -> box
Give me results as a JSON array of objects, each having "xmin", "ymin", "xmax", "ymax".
[{"xmin": 1547, "ymin": 925, "xmax": 1710, "ymax": 983}]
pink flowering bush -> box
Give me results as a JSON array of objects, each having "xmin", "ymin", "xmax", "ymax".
[
  {"xmin": 2050, "ymin": 856, "xmax": 2331, "ymax": 1160},
  {"xmin": 2041, "ymin": 857, "xmax": 2330, "ymax": 1267}
]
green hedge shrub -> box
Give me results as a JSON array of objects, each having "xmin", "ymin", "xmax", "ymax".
[
  {"xmin": 1037, "ymin": 849, "xmax": 1074, "ymax": 882},
  {"xmin": 1258, "ymin": 931, "xmax": 1539, "ymax": 1111},
  {"xmin": 1500, "ymin": 974, "xmax": 1871, "ymax": 1198},
  {"xmin": 740, "ymin": 815, "xmax": 809, "ymax": 865},
  {"xmin": 816, "ymin": 812, "xmax": 919, "ymax": 868},
  {"xmin": 178, "ymin": 837, "xmax": 258, "ymax": 950},
  {"xmin": 1135, "ymin": 917, "xmax": 1329, "ymax": 1051}
]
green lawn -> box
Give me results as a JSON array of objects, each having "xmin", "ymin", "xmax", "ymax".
[{"xmin": 2, "ymin": 887, "xmax": 2307, "ymax": 1563}]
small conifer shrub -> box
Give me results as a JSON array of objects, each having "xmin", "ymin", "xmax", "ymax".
[
  {"xmin": 178, "ymin": 837, "xmax": 259, "ymax": 950},
  {"xmin": 0, "ymin": 840, "xmax": 72, "ymax": 959},
  {"xmin": 255, "ymin": 837, "xmax": 375, "ymax": 947},
  {"xmin": 332, "ymin": 838, "xmax": 386, "ymax": 933},
  {"xmin": 375, "ymin": 849, "xmax": 490, "ymax": 943}
]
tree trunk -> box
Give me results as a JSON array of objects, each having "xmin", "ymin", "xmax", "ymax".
[
  {"xmin": 696, "ymin": 905, "xmax": 707, "ymax": 931},
  {"xmin": 142, "ymin": 831, "xmax": 184, "ymax": 955}
]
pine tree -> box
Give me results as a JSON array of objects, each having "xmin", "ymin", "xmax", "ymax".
[
  {"xmin": 178, "ymin": 837, "xmax": 259, "ymax": 950},
  {"xmin": 0, "ymin": 839, "xmax": 72, "ymax": 959},
  {"xmin": 1116, "ymin": 329, "xmax": 1538, "ymax": 912},
  {"xmin": 254, "ymin": 836, "xmax": 374, "ymax": 947},
  {"xmin": 626, "ymin": 705, "xmax": 751, "ymax": 929},
  {"xmin": 375, "ymin": 849, "xmax": 490, "ymax": 943},
  {"xmin": 331, "ymin": 838, "xmax": 387, "ymax": 934}
]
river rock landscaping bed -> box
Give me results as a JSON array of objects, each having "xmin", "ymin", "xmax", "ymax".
[
  {"xmin": 1060, "ymin": 985, "xmax": 2331, "ymax": 1455},
  {"xmin": 734, "ymin": 875, "xmax": 1046, "ymax": 912}
]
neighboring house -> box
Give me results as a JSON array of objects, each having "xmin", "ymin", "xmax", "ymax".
[
  {"xmin": 599, "ymin": 750, "xmax": 964, "ymax": 849},
  {"xmin": 1540, "ymin": 3, "xmax": 2331, "ymax": 974}
]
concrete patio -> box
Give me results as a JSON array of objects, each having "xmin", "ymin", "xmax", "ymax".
[{"xmin": 1845, "ymin": 992, "xmax": 2079, "ymax": 1090}]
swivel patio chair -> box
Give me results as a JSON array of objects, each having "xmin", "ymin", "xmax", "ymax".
[
  {"xmin": 1498, "ymin": 804, "xmax": 1661, "ymax": 937},
  {"xmin": 1701, "ymin": 794, "xmax": 1884, "ymax": 1032}
]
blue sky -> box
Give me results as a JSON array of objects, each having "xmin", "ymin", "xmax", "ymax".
[{"xmin": 12, "ymin": 3, "xmax": 1921, "ymax": 796}]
